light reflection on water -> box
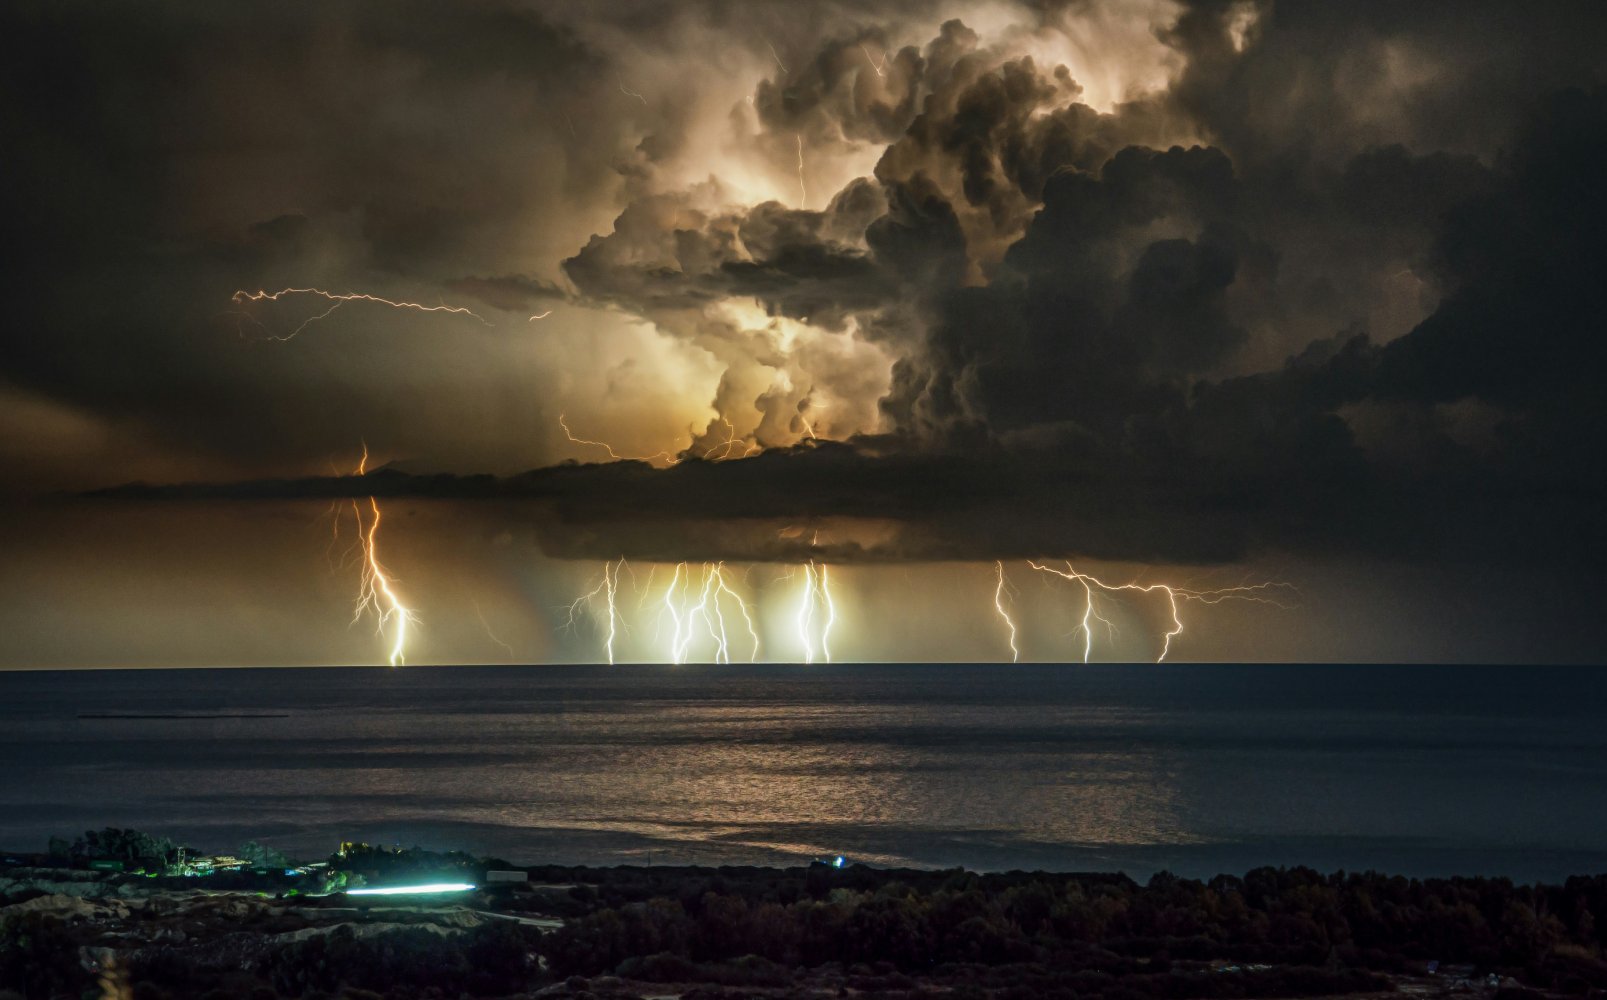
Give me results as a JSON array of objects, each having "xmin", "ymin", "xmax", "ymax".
[{"xmin": 1, "ymin": 664, "xmax": 1605, "ymax": 880}]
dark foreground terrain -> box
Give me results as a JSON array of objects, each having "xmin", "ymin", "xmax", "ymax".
[{"xmin": 4, "ymin": 839, "xmax": 1607, "ymax": 1000}]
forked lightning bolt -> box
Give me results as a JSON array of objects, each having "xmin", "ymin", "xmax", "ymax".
[
  {"xmin": 1024, "ymin": 560, "xmax": 1297, "ymax": 663},
  {"xmin": 350, "ymin": 497, "xmax": 418, "ymax": 666},
  {"xmin": 231, "ymin": 288, "xmax": 489, "ymax": 341},
  {"xmin": 563, "ymin": 558, "xmax": 626, "ymax": 664},
  {"xmin": 558, "ymin": 414, "xmax": 681, "ymax": 466},
  {"xmin": 657, "ymin": 562, "xmax": 761, "ymax": 664},
  {"xmin": 333, "ymin": 446, "xmax": 418, "ymax": 666},
  {"xmin": 794, "ymin": 560, "xmax": 836, "ymax": 664},
  {"xmin": 994, "ymin": 560, "xmax": 1020, "ymax": 662},
  {"xmin": 566, "ymin": 560, "xmax": 761, "ymax": 664},
  {"xmin": 859, "ymin": 43, "xmax": 887, "ymax": 78}
]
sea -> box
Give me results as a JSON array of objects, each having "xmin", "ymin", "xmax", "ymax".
[{"xmin": 2, "ymin": 664, "xmax": 1605, "ymax": 882}]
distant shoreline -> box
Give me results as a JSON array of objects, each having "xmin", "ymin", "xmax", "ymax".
[{"xmin": 75, "ymin": 712, "xmax": 291, "ymax": 719}]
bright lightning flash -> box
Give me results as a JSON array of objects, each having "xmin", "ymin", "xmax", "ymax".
[
  {"xmin": 232, "ymin": 288, "xmax": 489, "ymax": 341},
  {"xmin": 793, "ymin": 560, "xmax": 836, "ymax": 664},
  {"xmin": 563, "ymin": 558, "xmax": 626, "ymax": 664},
  {"xmin": 993, "ymin": 560, "xmax": 1020, "ymax": 662},
  {"xmin": 351, "ymin": 497, "xmax": 418, "ymax": 666},
  {"xmin": 657, "ymin": 562, "xmax": 761, "ymax": 664},
  {"xmin": 326, "ymin": 445, "xmax": 419, "ymax": 666},
  {"xmin": 564, "ymin": 560, "xmax": 763, "ymax": 664},
  {"xmin": 1025, "ymin": 560, "xmax": 1297, "ymax": 663}
]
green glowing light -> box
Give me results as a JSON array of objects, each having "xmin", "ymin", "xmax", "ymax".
[{"xmin": 347, "ymin": 882, "xmax": 475, "ymax": 896}]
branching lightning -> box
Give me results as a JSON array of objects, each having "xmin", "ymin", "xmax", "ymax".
[
  {"xmin": 792, "ymin": 560, "xmax": 836, "ymax": 664},
  {"xmin": 1024, "ymin": 560, "xmax": 1297, "ymax": 663},
  {"xmin": 993, "ymin": 560, "xmax": 1020, "ymax": 662},
  {"xmin": 231, "ymin": 288, "xmax": 489, "ymax": 341},
  {"xmin": 563, "ymin": 558, "xmax": 626, "ymax": 664},
  {"xmin": 564, "ymin": 559, "xmax": 760, "ymax": 664},
  {"xmin": 558, "ymin": 413, "xmax": 680, "ymax": 466},
  {"xmin": 474, "ymin": 601, "xmax": 516, "ymax": 661},
  {"xmin": 656, "ymin": 562, "xmax": 760, "ymax": 664},
  {"xmin": 705, "ymin": 416, "xmax": 750, "ymax": 461},
  {"xmin": 859, "ymin": 43, "xmax": 887, "ymax": 78},
  {"xmin": 324, "ymin": 445, "xmax": 419, "ymax": 666},
  {"xmin": 350, "ymin": 496, "xmax": 418, "ymax": 667}
]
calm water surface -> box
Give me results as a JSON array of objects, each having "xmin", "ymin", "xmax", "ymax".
[{"xmin": 1, "ymin": 664, "xmax": 1604, "ymax": 880}]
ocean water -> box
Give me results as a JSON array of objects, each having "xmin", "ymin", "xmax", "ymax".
[{"xmin": 1, "ymin": 664, "xmax": 1605, "ymax": 882}]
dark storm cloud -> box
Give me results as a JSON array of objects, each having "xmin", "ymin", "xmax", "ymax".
[
  {"xmin": 0, "ymin": 0, "xmax": 614, "ymax": 482},
  {"xmin": 11, "ymin": 0, "xmax": 1607, "ymax": 576}
]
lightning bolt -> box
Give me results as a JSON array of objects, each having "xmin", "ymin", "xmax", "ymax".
[
  {"xmin": 859, "ymin": 43, "xmax": 887, "ymax": 78},
  {"xmin": 323, "ymin": 445, "xmax": 418, "ymax": 667},
  {"xmin": 702, "ymin": 416, "xmax": 753, "ymax": 461},
  {"xmin": 231, "ymin": 288, "xmax": 489, "ymax": 341},
  {"xmin": 558, "ymin": 414, "xmax": 680, "ymax": 466},
  {"xmin": 619, "ymin": 77, "xmax": 648, "ymax": 105},
  {"xmin": 564, "ymin": 558, "xmax": 626, "ymax": 664},
  {"xmin": 473, "ymin": 601, "xmax": 516, "ymax": 661},
  {"xmin": 661, "ymin": 562, "xmax": 687, "ymax": 661},
  {"xmin": 350, "ymin": 495, "xmax": 417, "ymax": 667},
  {"xmin": 795, "ymin": 134, "xmax": 807, "ymax": 208},
  {"xmin": 529, "ymin": 310, "xmax": 552, "ymax": 321},
  {"xmin": 1026, "ymin": 560, "xmax": 1297, "ymax": 663},
  {"xmin": 793, "ymin": 560, "xmax": 835, "ymax": 664},
  {"xmin": 993, "ymin": 560, "xmax": 1020, "ymax": 662},
  {"xmin": 766, "ymin": 39, "xmax": 789, "ymax": 75},
  {"xmin": 795, "ymin": 564, "xmax": 816, "ymax": 664},
  {"xmin": 654, "ymin": 562, "xmax": 760, "ymax": 663},
  {"xmin": 713, "ymin": 564, "xmax": 761, "ymax": 662}
]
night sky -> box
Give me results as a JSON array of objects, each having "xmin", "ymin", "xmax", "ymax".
[{"xmin": 1, "ymin": 1, "xmax": 1603, "ymax": 666}]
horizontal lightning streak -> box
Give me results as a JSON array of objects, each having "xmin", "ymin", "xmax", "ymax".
[
  {"xmin": 558, "ymin": 414, "xmax": 679, "ymax": 466},
  {"xmin": 231, "ymin": 288, "xmax": 489, "ymax": 341},
  {"xmin": 1026, "ymin": 560, "xmax": 1296, "ymax": 663}
]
